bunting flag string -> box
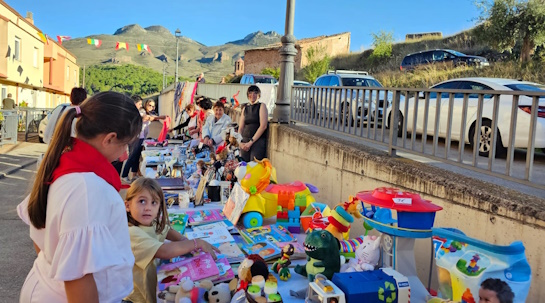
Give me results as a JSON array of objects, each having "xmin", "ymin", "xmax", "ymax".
[
  {"xmin": 87, "ymin": 38, "xmax": 102, "ymax": 47},
  {"xmin": 37, "ymin": 32, "xmax": 48, "ymax": 44},
  {"xmin": 115, "ymin": 42, "xmax": 129, "ymax": 51},
  {"xmin": 136, "ymin": 43, "xmax": 152, "ymax": 53},
  {"xmin": 57, "ymin": 36, "xmax": 71, "ymax": 45}
]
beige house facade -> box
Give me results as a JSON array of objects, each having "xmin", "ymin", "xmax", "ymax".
[
  {"xmin": 0, "ymin": 2, "xmax": 79, "ymax": 109},
  {"xmin": 243, "ymin": 32, "xmax": 350, "ymax": 75}
]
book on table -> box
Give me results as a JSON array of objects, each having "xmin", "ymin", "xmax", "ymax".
[
  {"xmin": 240, "ymin": 240, "xmax": 282, "ymax": 261},
  {"xmin": 190, "ymin": 220, "xmax": 235, "ymax": 232},
  {"xmin": 157, "ymin": 252, "xmax": 219, "ymax": 291},
  {"xmin": 238, "ymin": 224, "xmax": 296, "ymax": 245},
  {"xmin": 212, "ymin": 257, "xmax": 235, "ymax": 284},
  {"xmin": 186, "ymin": 222, "xmax": 245, "ymax": 263},
  {"xmin": 168, "ymin": 213, "xmax": 188, "ymax": 234},
  {"xmin": 185, "ymin": 209, "xmax": 225, "ymax": 226}
]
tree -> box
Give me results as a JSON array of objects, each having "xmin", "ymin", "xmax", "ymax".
[
  {"xmin": 476, "ymin": 0, "xmax": 545, "ymax": 63},
  {"xmin": 369, "ymin": 30, "xmax": 394, "ymax": 62},
  {"xmin": 302, "ymin": 46, "xmax": 331, "ymax": 83},
  {"xmin": 261, "ymin": 67, "xmax": 281, "ymax": 79}
]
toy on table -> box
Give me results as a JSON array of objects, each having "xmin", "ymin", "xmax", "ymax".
[
  {"xmin": 294, "ymin": 229, "xmax": 341, "ymax": 282},
  {"xmin": 356, "ymin": 187, "xmax": 443, "ymax": 303},
  {"xmin": 157, "ymin": 276, "xmax": 213, "ymax": 303},
  {"xmin": 203, "ymin": 281, "xmax": 236, "ymax": 303},
  {"xmin": 306, "ymin": 274, "xmax": 346, "ymax": 303},
  {"xmin": 236, "ymin": 254, "xmax": 271, "ymax": 292},
  {"xmin": 271, "ymin": 244, "xmax": 295, "ymax": 280},
  {"xmin": 432, "ymin": 228, "xmax": 531, "ymax": 303},
  {"xmin": 238, "ymin": 159, "xmax": 276, "ymax": 228},
  {"xmin": 325, "ymin": 196, "xmax": 363, "ymax": 241},
  {"xmin": 340, "ymin": 235, "xmax": 381, "ymax": 272},
  {"xmin": 331, "ymin": 268, "xmax": 410, "ymax": 303}
]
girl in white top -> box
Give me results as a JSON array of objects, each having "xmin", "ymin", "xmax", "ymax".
[
  {"xmin": 18, "ymin": 91, "xmax": 143, "ymax": 303},
  {"xmin": 123, "ymin": 178, "xmax": 219, "ymax": 303}
]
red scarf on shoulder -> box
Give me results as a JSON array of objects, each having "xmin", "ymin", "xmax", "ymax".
[{"xmin": 50, "ymin": 138, "xmax": 122, "ymax": 192}]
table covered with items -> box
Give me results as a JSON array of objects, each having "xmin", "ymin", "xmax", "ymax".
[{"xmin": 137, "ymin": 134, "xmax": 532, "ymax": 303}]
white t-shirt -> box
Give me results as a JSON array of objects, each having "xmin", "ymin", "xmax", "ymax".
[
  {"xmin": 43, "ymin": 105, "xmax": 77, "ymax": 144},
  {"xmin": 17, "ymin": 173, "xmax": 134, "ymax": 303}
]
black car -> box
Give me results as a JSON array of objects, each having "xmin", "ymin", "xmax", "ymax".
[{"xmin": 400, "ymin": 49, "xmax": 489, "ymax": 71}]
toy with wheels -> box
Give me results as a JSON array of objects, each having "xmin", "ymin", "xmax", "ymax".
[{"xmin": 239, "ymin": 159, "xmax": 275, "ymax": 228}]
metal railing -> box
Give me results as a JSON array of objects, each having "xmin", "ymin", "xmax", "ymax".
[
  {"xmin": 290, "ymin": 85, "xmax": 545, "ymax": 189},
  {"xmin": 18, "ymin": 108, "xmax": 50, "ymax": 141},
  {"xmin": 0, "ymin": 110, "xmax": 18, "ymax": 146}
]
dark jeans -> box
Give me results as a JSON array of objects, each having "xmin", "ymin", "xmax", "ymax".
[
  {"xmin": 111, "ymin": 160, "xmax": 124, "ymax": 176},
  {"xmin": 240, "ymin": 137, "xmax": 267, "ymax": 162},
  {"xmin": 121, "ymin": 138, "xmax": 144, "ymax": 178}
]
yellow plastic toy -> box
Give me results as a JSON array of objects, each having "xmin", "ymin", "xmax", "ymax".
[{"xmin": 239, "ymin": 159, "xmax": 277, "ymax": 228}]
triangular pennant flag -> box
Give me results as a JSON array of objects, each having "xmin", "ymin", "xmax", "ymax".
[
  {"xmin": 115, "ymin": 42, "xmax": 128, "ymax": 51},
  {"xmin": 87, "ymin": 38, "xmax": 102, "ymax": 47},
  {"xmin": 37, "ymin": 32, "xmax": 48, "ymax": 44},
  {"xmin": 137, "ymin": 43, "xmax": 151, "ymax": 53},
  {"xmin": 56, "ymin": 36, "xmax": 71, "ymax": 45}
]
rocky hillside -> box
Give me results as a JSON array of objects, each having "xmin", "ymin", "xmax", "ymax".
[{"xmin": 63, "ymin": 25, "xmax": 281, "ymax": 82}]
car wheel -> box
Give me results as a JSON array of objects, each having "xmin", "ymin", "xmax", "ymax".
[
  {"xmin": 469, "ymin": 119, "xmax": 507, "ymax": 157},
  {"xmin": 39, "ymin": 137, "xmax": 44, "ymax": 143},
  {"xmin": 387, "ymin": 111, "xmax": 404, "ymax": 137}
]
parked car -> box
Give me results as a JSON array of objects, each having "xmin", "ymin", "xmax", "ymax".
[
  {"xmin": 385, "ymin": 78, "xmax": 545, "ymax": 157},
  {"xmin": 305, "ymin": 70, "xmax": 393, "ymax": 124},
  {"xmin": 400, "ymin": 49, "xmax": 489, "ymax": 71},
  {"xmin": 293, "ymin": 80, "xmax": 311, "ymax": 86},
  {"xmin": 38, "ymin": 103, "xmax": 70, "ymax": 143},
  {"xmin": 240, "ymin": 74, "xmax": 278, "ymax": 85}
]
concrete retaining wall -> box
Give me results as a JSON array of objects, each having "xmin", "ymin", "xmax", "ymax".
[{"xmin": 267, "ymin": 124, "xmax": 545, "ymax": 301}]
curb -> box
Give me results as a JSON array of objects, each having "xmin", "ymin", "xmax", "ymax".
[{"xmin": 0, "ymin": 159, "xmax": 37, "ymax": 179}]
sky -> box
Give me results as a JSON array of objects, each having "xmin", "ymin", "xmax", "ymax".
[{"xmin": 6, "ymin": 0, "xmax": 482, "ymax": 52}]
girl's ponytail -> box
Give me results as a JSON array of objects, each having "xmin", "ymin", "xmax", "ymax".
[{"xmin": 28, "ymin": 107, "xmax": 79, "ymax": 229}]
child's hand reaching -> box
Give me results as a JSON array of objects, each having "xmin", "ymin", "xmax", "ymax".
[{"xmin": 195, "ymin": 239, "xmax": 221, "ymax": 260}]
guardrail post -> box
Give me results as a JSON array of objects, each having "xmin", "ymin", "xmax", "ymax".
[{"xmin": 388, "ymin": 90, "xmax": 401, "ymax": 156}]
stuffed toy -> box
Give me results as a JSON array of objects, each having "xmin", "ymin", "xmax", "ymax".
[
  {"xmin": 174, "ymin": 277, "xmax": 213, "ymax": 303},
  {"xmin": 294, "ymin": 229, "xmax": 341, "ymax": 282},
  {"xmin": 237, "ymin": 254, "xmax": 270, "ymax": 291},
  {"xmin": 271, "ymin": 244, "xmax": 295, "ymax": 280},
  {"xmin": 341, "ymin": 235, "xmax": 381, "ymax": 272},
  {"xmin": 204, "ymin": 282, "xmax": 232, "ymax": 303}
]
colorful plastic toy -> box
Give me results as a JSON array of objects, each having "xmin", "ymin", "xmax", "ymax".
[
  {"xmin": 325, "ymin": 196, "xmax": 363, "ymax": 241},
  {"xmin": 332, "ymin": 268, "xmax": 410, "ymax": 303},
  {"xmin": 271, "ymin": 244, "xmax": 295, "ymax": 281},
  {"xmin": 239, "ymin": 159, "xmax": 275, "ymax": 228},
  {"xmin": 306, "ymin": 274, "xmax": 346, "ymax": 303},
  {"xmin": 432, "ymin": 228, "xmax": 531, "ymax": 303}
]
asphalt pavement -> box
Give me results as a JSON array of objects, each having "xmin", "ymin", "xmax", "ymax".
[{"xmin": 0, "ymin": 140, "xmax": 45, "ymax": 301}]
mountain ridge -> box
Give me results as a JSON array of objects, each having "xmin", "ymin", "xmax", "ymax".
[{"xmin": 63, "ymin": 25, "xmax": 282, "ymax": 82}]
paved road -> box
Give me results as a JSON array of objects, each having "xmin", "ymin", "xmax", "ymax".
[
  {"xmin": 292, "ymin": 118, "xmax": 545, "ymax": 198},
  {"xmin": 0, "ymin": 166, "xmax": 37, "ymax": 302}
]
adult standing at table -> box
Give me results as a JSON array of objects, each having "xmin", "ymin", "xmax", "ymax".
[
  {"xmin": 121, "ymin": 99, "xmax": 166, "ymax": 183},
  {"xmin": 202, "ymin": 101, "xmax": 232, "ymax": 149},
  {"xmin": 238, "ymin": 85, "xmax": 268, "ymax": 162}
]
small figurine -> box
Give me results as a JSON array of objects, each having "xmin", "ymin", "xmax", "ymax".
[{"xmin": 271, "ymin": 244, "xmax": 295, "ymax": 280}]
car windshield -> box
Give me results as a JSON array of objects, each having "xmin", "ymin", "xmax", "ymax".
[
  {"xmin": 255, "ymin": 77, "xmax": 277, "ymax": 84},
  {"xmin": 341, "ymin": 78, "xmax": 383, "ymax": 87},
  {"xmin": 505, "ymin": 83, "xmax": 545, "ymax": 99},
  {"xmin": 447, "ymin": 50, "xmax": 466, "ymax": 56}
]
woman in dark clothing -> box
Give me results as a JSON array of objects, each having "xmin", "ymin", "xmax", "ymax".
[{"xmin": 238, "ymin": 85, "xmax": 268, "ymax": 162}]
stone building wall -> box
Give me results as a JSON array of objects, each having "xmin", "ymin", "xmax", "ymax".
[{"xmin": 243, "ymin": 32, "xmax": 350, "ymax": 75}]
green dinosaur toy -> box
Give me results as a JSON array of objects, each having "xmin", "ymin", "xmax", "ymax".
[{"xmin": 294, "ymin": 229, "xmax": 340, "ymax": 281}]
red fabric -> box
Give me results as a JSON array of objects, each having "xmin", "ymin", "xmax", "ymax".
[
  {"xmin": 198, "ymin": 110, "xmax": 205, "ymax": 123},
  {"xmin": 50, "ymin": 138, "xmax": 122, "ymax": 192},
  {"xmin": 157, "ymin": 116, "xmax": 171, "ymax": 142}
]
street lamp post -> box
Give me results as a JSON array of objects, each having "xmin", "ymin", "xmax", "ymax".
[
  {"xmin": 273, "ymin": 0, "xmax": 297, "ymax": 123},
  {"xmin": 175, "ymin": 28, "xmax": 181, "ymax": 83}
]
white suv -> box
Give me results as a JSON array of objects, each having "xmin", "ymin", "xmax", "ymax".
[{"xmin": 309, "ymin": 70, "xmax": 389, "ymax": 125}]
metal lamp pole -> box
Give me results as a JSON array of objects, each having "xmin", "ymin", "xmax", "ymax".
[
  {"xmin": 273, "ymin": 0, "xmax": 297, "ymax": 123},
  {"xmin": 175, "ymin": 28, "xmax": 181, "ymax": 83}
]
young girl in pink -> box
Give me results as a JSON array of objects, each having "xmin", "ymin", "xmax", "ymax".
[{"xmin": 123, "ymin": 178, "xmax": 219, "ymax": 303}]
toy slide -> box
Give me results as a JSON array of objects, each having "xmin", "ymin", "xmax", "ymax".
[{"xmin": 432, "ymin": 228, "xmax": 531, "ymax": 303}]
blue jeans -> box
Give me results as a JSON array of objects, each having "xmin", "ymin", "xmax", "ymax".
[{"xmin": 121, "ymin": 138, "xmax": 144, "ymax": 178}]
